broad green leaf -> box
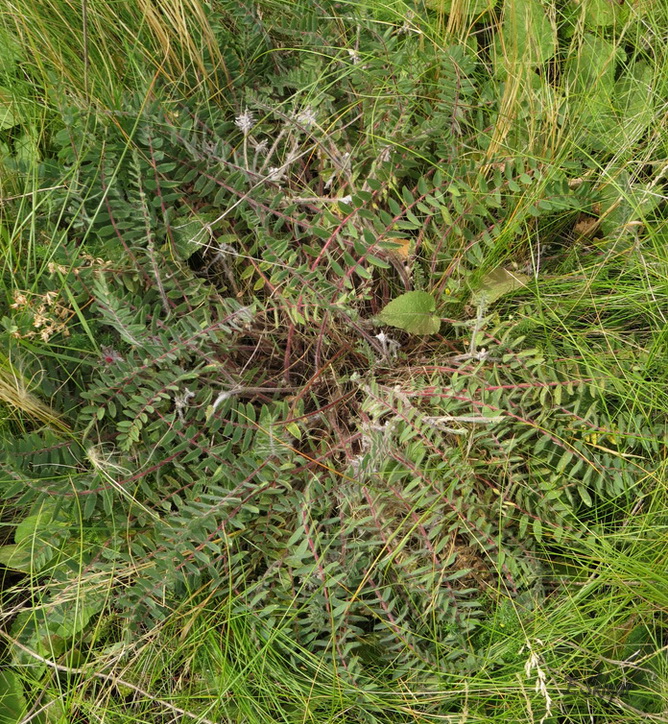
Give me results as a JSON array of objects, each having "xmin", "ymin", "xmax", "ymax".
[
  {"xmin": 16, "ymin": 507, "xmax": 54, "ymax": 544},
  {"xmin": 598, "ymin": 172, "xmax": 659, "ymax": 237},
  {"xmin": 0, "ymin": 671, "xmax": 26, "ymax": 724},
  {"xmin": 425, "ymin": 0, "xmax": 495, "ymax": 15},
  {"xmin": 1, "ymin": 505, "xmax": 67, "ymax": 573},
  {"xmin": 600, "ymin": 60, "xmax": 655, "ymax": 151},
  {"xmin": 617, "ymin": 60, "xmax": 653, "ymax": 120},
  {"xmin": 473, "ymin": 267, "xmax": 530, "ymax": 307},
  {"xmin": 0, "ymin": 29, "xmax": 21, "ymax": 75},
  {"xmin": 0, "ymin": 544, "xmax": 32, "ymax": 573},
  {"xmin": 566, "ymin": 33, "xmax": 620, "ymax": 93},
  {"xmin": 570, "ymin": 0, "xmax": 629, "ymax": 28},
  {"xmin": 378, "ymin": 291, "xmax": 440, "ymax": 335},
  {"xmin": 9, "ymin": 611, "xmax": 64, "ymax": 678},
  {"xmin": 567, "ymin": 44, "xmax": 652, "ymax": 155},
  {"xmin": 9, "ymin": 595, "xmax": 103, "ymax": 676},
  {"xmin": 14, "ymin": 131, "xmax": 40, "ymax": 167},
  {"xmin": 501, "ymin": 0, "xmax": 555, "ymax": 67},
  {"xmin": 565, "ymin": 33, "xmax": 621, "ymax": 149},
  {"xmin": 0, "ymin": 88, "xmax": 19, "ymax": 131}
]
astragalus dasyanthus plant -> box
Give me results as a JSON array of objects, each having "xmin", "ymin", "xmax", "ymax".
[{"xmin": 1, "ymin": 0, "xmax": 667, "ymax": 722}]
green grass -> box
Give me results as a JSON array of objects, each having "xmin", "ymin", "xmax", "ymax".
[{"xmin": 1, "ymin": 0, "xmax": 668, "ymax": 722}]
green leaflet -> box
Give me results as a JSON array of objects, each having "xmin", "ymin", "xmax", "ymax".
[{"xmin": 378, "ymin": 291, "xmax": 441, "ymax": 335}]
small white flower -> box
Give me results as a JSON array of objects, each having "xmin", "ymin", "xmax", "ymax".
[
  {"xmin": 375, "ymin": 331, "xmax": 400, "ymax": 359},
  {"xmin": 253, "ymin": 138, "xmax": 268, "ymax": 155},
  {"xmin": 378, "ymin": 145, "xmax": 392, "ymax": 164},
  {"xmin": 210, "ymin": 390, "xmax": 233, "ymax": 415},
  {"xmin": 174, "ymin": 387, "xmax": 195, "ymax": 421},
  {"xmin": 215, "ymin": 242, "xmax": 238, "ymax": 258},
  {"xmin": 375, "ymin": 331, "xmax": 387, "ymax": 344},
  {"xmin": 229, "ymin": 305, "xmax": 254, "ymax": 330},
  {"xmin": 234, "ymin": 109, "xmax": 255, "ymax": 135},
  {"xmin": 339, "ymin": 194, "xmax": 352, "ymax": 205},
  {"xmin": 266, "ymin": 166, "xmax": 284, "ymax": 183},
  {"xmin": 399, "ymin": 10, "xmax": 422, "ymax": 35},
  {"xmin": 347, "ymin": 48, "xmax": 361, "ymax": 64},
  {"xmin": 295, "ymin": 107, "xmax": 318, "ymax": 129}
]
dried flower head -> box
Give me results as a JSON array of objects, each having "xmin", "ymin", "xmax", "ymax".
[
  {"xmin": 10, "ymin": 291, "xmax": 28, "ymax": 309},
  {"xmin": 174, "ymin": 387, "xmax": 196, "ymax": 421},
  {"xmin": 32, "ymin": 313, "xmax": 49, "ymax": 330},
  {"xmin": 10, "ymin": 289, "xmax": 72, "ymax": 342},
  {"xmin": 48, "ymin": 262, "xmax": 70, "ymax": 275},
  {"xmin": 523, "ymin": 641, "xmax": 553, "ymax": 724}
]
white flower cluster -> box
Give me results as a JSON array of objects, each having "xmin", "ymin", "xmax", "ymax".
[
  {"xmin": 295, "ymin": 107, "xmax": 317, "ymax": 130},
  {"xmin": 234, "ymin": 109, "xmax": 255, "ymax": 135},
  {"xmin": 374, "ymin": 331, "xmax": 400, "ymax": 360}
]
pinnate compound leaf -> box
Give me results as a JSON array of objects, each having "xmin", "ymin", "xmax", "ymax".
[{"xmin": 378, "ymin": 291, "xmax": 441, "ymax": 335}]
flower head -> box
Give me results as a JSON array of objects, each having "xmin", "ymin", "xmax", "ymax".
[
  {"xmin": 253, "ymin": 138, "xmax": 269, "ymax": 155},
  {"xmin": 295, "ymin": 107, "xmax": 317, "ymax": 130},
  {"xmin": 10, "ymin": 291, "xmax": 28, "ymax": 309},
  {"xmin": 101, "ymin": 347, "xmax": 124, "ymax": 365},
  {"xmin": 234, "ymin": 109, "xmax": 255, "ymax": 135}
]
